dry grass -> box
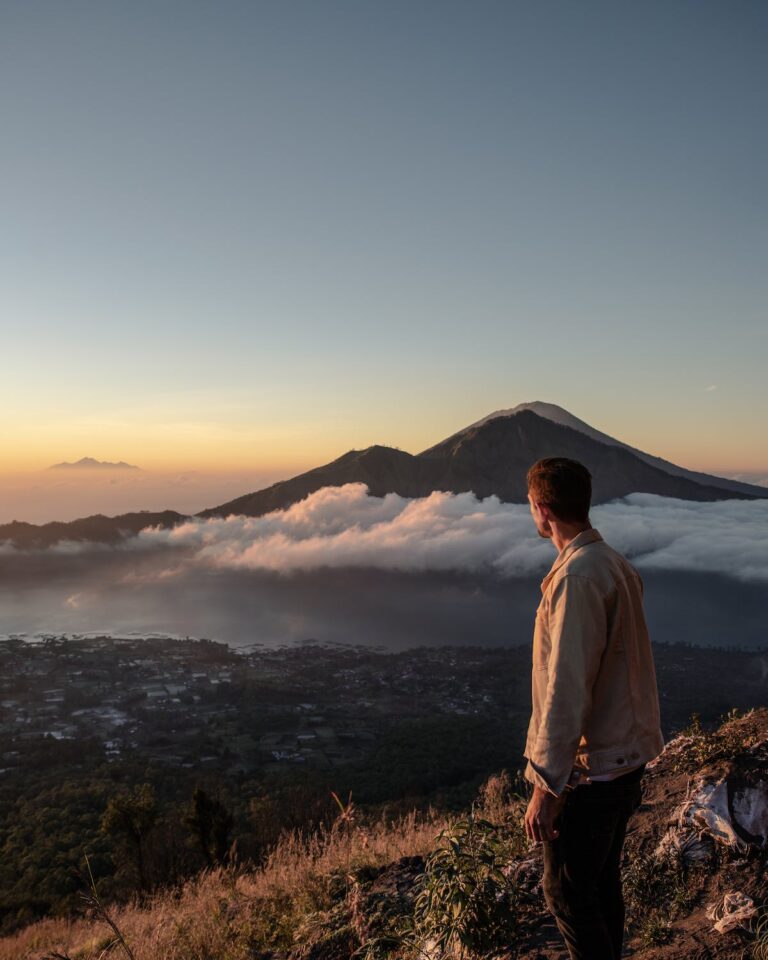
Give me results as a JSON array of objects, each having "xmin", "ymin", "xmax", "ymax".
[{"xmin": 0, "ymin": 804, "xmax": 457, "ymax": 960}]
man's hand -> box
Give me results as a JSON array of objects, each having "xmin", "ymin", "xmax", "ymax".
[{"xmin": 524, "ymin": 785, "xmax": 566, "ymax": 843}]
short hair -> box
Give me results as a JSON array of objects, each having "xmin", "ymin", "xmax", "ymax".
[{"xmin": 526, "ymin": 457, "xmax": 592, "ymax": 523}]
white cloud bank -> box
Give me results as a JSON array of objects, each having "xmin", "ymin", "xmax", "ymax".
[{"xmin": 124, "ymin": 483, "xmax": 768, "ymax": 584}]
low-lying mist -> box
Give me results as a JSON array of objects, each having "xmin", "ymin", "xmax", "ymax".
[{"xmin": 1, "ymin": 485, "xmax": 766, "ymax": 650}]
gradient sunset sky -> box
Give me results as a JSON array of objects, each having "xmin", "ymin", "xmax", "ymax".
[{"xmin": 2, "ymin": 1, "xmax": 766, "ymax": 479}]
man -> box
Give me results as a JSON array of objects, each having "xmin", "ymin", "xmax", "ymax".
[{"xmin": 522, "ymin": 457, "xmax": 665, "ymax": 960}]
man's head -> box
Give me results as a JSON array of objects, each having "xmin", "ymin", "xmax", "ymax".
[{"xmin": 526, "ymin": 457, "xmax": 592, "ymax": 539}]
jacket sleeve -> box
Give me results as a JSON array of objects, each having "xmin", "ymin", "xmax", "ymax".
[{"xmin": 524, "ymin": 573, "xmax": 608, "ymax": 797}]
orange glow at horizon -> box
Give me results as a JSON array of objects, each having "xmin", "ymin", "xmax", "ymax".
[{"xmin": 1, "ymin": 413, "xmax": 766, "ymax": 478}]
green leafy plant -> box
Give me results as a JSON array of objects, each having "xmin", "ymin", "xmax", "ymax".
[{"xmin": 411, "ymin": 810, "xmax": 519, "ymax": 958}]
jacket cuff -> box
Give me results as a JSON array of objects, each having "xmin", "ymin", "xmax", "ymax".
[{"xmin": 524, "ymin": 758, "xmax": 567, "ymax": 798}]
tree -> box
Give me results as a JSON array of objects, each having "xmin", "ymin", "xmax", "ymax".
[
  {"xmin": 184, "ymin": 786, "xmax": 234, "ymax": 868},
  {"xmin": 100, "ymin": 783, "xmax": 157, "ymax": 891}
]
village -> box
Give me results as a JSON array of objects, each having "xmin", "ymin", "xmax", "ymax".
[
  {"xmin": 0, "ymin": 634, "xmax": 532, "ymax": 781},
  {"xmin": 1, "ymin": 632, "xmax": 765, "ymax": 788}
]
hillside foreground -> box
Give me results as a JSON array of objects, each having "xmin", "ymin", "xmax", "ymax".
[{"xmin": 3, "ymin": 707, "xmax": 768, "ymax": 960}]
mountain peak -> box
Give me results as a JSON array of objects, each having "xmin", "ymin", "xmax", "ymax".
[
  {"xmin": 468, "ymin": 400, "xmax": 574, "ymax": 427},
  {"xmin": 417, "ymin": 402, "xmax": 765, "ymax": 499},
  {"xmin": 48, "ymin": 457, "xmax": 140, "ymax": 471},
  {"xmin": 420, "ymin": 401, "xmax": 603, "ymax": 455}
]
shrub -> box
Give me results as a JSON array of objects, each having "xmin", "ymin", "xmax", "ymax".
[
  {"xmin": 672, "ymin": 707, "xmax": 751, "ymax": 773},
  {"xmin": 411, "ymin": 811, "xmax": 519, "ymax": 958}
]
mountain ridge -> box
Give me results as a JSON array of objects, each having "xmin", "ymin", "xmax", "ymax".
[
  {"xmin": 198, "ymin": 408, "xmax": 767, "ymax": 520},
  {"xmin": 0, "ymin": 510, "xmax": 186, "ymax": 549},
  {"xmin": 2, "ymin": 405, "xmax": 766, "ymax": 547}
]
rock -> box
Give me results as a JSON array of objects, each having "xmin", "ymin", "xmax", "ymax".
[{"xmin": 366, "ymin": 854, "xmax": 424, "ymax": 898}]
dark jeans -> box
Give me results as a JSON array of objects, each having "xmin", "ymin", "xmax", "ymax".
[{"xmin": 541, "ymin": 764, "xmax": 644, "ymax": 960}]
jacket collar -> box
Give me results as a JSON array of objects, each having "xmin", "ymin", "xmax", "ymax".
[{"xmin": 541, "ymin": 528, "xmax": 603, "ymax": 592}]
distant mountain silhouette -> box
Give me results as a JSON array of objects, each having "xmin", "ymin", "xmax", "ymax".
[
  {"xmin": 49, "ymin": 457, "xmax": 140, "ymax": 471},
  {"xmin": 199, "ymin": 408, "xmax": 767, "ymax": 520},
  {"xmin": 0, "ymin": 511, "xmax": 185, "ymax": 549},
  {"xmin": 4, "ymin": 404, "xmax": 766, "ymax": 546}
]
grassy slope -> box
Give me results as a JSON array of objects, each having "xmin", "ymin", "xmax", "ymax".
[{"xmin": 3, "ymin": 709, "xmax": 768, "ymax": 960}]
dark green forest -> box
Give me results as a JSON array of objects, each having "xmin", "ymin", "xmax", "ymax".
[{"xmin": 0, "ymin": 714, "xmax": 521, "ymax": 935}]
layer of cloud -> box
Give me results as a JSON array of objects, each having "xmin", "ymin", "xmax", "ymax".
[{"xmin": 111, "ymin": 483, "xmax": 768, "ymax": 584}]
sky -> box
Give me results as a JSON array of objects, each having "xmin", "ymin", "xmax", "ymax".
[{"xmin": 1, "ymin": 1, "xmax": 766, "ymax": 492}]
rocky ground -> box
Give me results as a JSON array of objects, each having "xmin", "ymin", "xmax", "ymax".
[{"xmin": 510, "ymin": 707, "xmax": 768, "ymax": 958}]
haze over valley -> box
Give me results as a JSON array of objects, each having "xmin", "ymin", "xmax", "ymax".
[{"xmin": 2, "ymin": 404, "xmax": 766, "ymax": 651}]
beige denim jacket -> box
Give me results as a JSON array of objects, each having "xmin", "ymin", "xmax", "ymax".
[{"xmin": 523, "ymin": 528, "xmax": 665, "ymax": 797}]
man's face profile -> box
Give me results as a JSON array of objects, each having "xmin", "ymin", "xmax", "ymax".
[{"xmin": 527, "ymin": 491, "xmax": 552, "ymax": 540}]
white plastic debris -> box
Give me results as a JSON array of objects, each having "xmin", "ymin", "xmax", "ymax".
[
  {"xmin": 654, "ymin": 825, "xmax": 712, "ymax": 863},
  {"xmin": 681, "ymin": 777, "xmax": 743, "ymax": 847},
  {"xmin": 705, "ymin": 891, "xmax": 756, "ymax": 934},
  {"xmin": 731, "ymin": 779, "xmax": 768, "ymax": 843},
  {"xmin": 677, "ymin": 775, "xmax": 768, "ymax": 850}
]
